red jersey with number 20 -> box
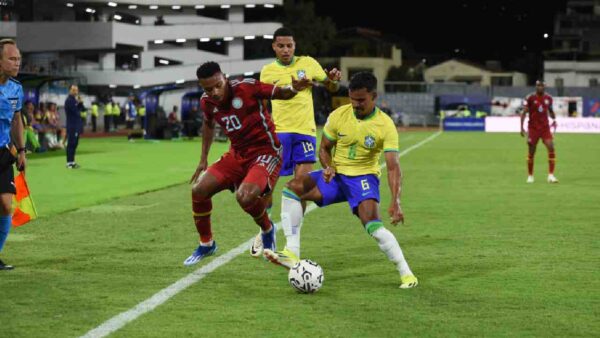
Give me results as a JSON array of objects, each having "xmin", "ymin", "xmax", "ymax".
[
  {"xmin": 201, "ymin": 79, "xmax": 281, "ymax": 156},
  {"xmin": 524, "ymin": 93, "xmax": 553, "ymax": 130}
]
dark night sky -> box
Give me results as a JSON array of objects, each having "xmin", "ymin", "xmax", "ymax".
[{"xmin": 316, "ymin": 0, "xmax": 569, "ymax": 65}]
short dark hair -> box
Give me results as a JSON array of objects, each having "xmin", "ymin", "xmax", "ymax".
[
  {"xmin": 196, "ymin": 61, "xmax": 222, "ymax": 79},
  {"xmin": 0, "ymin": 38, "xmax": 16, "ymax": 59},
  {"xmin": 273, "ymin": 27, "xmax": 294, "ymax": 39},
  {"xmin": 349, "ymin": 72, "xmax": 377, "ymax": 92}
]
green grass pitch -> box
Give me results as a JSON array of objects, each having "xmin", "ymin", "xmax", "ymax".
[{"xmin": 1, "ymin": 131, "xmax": 598, "ymax": 337}]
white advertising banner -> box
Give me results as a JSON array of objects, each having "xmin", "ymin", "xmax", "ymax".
[{"xmin": 485, "ymin": 117, "xmax": 600, "ymax": 133}]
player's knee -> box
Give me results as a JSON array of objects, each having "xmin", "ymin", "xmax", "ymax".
[
  {"xmin": 191, "ymin": 184, "xmax": 210, "ymax": 199},
  {"xmin": 285, "ymin": 178, "xmax": 304, "ymax": 197},
  {"xmin": 235, "ymin": 189, "xmax": 258, "ymax": 209},
  {"xmin": 0, "ymin": 200, "xmax": 11, "ymax": 216}
]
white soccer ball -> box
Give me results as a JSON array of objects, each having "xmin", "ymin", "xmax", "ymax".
[{"xmin": 288, "ymin": 259, "xmax": 324, "ymax": 293}]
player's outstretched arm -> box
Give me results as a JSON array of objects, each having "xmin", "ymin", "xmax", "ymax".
[
  {"xmin": 385, "ymin": 152, "xmax": 404, "ymax": 225},
  {"xmin": 322, "ymin": 68, "xmax": 341, "ymax": 93},
  {"xmin": 272, "ymin": 76, "xmax": 312, "ymax": 100},
  {"xmin": 319, "ymin": 134, "xmax": 336, "ymax": 183},
  {"xmin": 190, "ymin": 118, "xmax": 215, "ymax": 184}
]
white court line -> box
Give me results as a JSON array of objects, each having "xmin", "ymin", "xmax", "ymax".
[{"xmin": 80, "ymin": 130, "xmax": 442, "ymax": 338}]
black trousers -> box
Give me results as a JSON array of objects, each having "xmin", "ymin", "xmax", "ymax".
[{"xmin": 66, "ymin": 128, "xmax": 79, "ymax": 163}]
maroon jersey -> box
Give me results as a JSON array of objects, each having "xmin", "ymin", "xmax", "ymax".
[
  {"xmin": 201, "ymin": 78, "xmax": 280, "ymax": 156},
  {"xmin": 524, "ymin": 93, "xmax": 553, "ymax": 130}
]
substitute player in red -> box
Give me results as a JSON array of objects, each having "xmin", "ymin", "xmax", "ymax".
[
  {"xmin": 184, "ymin": 61, "xmax": 310, "ymax": 266},
  {"xmin": 520, "ymin": 80, "xmax": 558, "ymax": 184}
]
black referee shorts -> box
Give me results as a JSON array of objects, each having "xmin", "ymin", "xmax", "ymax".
[{"xmin": 0, "ymin": 146, "xmax": 16, "ymax": 194}]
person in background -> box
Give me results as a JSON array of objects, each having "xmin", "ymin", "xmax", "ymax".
[{"xmin": 64, "ymin": 84, "xmax": 82, "ymax": 168}]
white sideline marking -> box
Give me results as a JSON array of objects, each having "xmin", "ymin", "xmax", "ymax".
[{"xmin": 80, "ymin": 131, "xmax": 442, "ymax": 338}]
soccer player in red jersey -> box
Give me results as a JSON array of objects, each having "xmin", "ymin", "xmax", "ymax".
[
  {"xmin": 183, "ymin": 61, "xmax": 310, "ymax": 266},
  {"xmin": 520, "ymin": 80, "xmax": 558, "ymax": 183}
]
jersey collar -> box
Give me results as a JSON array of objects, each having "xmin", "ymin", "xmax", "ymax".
[
  {"xmin": 275, "ymin": 56, "xmax": 296, "ymax": 67},
  {"xmin": 355, "ymin": 106, "xmax": 378, "ymax": 121}
]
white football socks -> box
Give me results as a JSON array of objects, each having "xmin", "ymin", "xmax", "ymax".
[
  {"xmin": 281, "ymin": 194, "xmax": 303, "ymax": 257},
  {"xmin": 371, "ymin": 227, "xmax": 413, "ymax": 277}
]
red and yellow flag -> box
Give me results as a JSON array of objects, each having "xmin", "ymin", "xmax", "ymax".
[{"xmin": 12, "ymin": 172, "xmax": 38, "ymax": 227}]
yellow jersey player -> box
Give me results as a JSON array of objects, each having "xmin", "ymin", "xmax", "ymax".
[
  {"xmin": 264, "ymin": 72, "xmax": 418, "ymax": 289},
  {"xmin": 251, "ymin": 27, "xmax": 341, "ymax": 257}
]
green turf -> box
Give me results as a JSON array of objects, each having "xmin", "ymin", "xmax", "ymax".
[{"xmin": 1, "ymin": 132, "xmax": 598, "ymax": 337}]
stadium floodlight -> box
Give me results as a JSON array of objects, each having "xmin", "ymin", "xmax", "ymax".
[
  {"xmin": 244, "ymin": 35, "xmax": 255, "ymax": 40},
  {"xmin": 149, "ymin": 5, "xmax": 158, "ymax": 10},
  {"xmin": 113, "ymin": 14, "xmax": 122, "ymax": 20},
  {"xmin": 244, "ymin": 72, "xmax": 254, "ymax": 76},
  {"xmin": 107, "ymin": 2, "xmax": 117, "ymax": 7},
  {"xmin": 264, "ymin": 4, "xmax": 275, "ymax": 8},
  {"xmin": 159, "ymin": 59, "xmax": 170, "ymax": 65},
  {"xmin": 66, "ymin": 2, "xmax": 74, "ymax": 7},
  {"xmin": 223, "ymin": 37, "xmax": 234, "ymax": 41},
  {"xmin": 132, "ymin": 54, "xmax": 139, "ymax": 59},
  {"xmin": 221, "ymin": 5, "xmax": 231, "ymax": 9},
  {"xmin": 176, "ymin": 38, "xmax": 187, "ymax": 43},
  {"xmin": 175, "ymin": 79, "xmax": 185, "ymax": 84},
  {"xmin": 154, "ymin": 40, "xmax": 164, "ymax": 44},
  {"xmin": 195, "ymin": 5, "xmax": 205, "ymax": 9},
  {"xmin": 172, "ymin": 5, "xmax": 181, "ymax": 10},
  {"xmin": 128, "ymin": 4, "xmax": 137, "ymax": 9},
  {"xmin": 263, "ymin": 34, "xmax": 273, "ymax": 39},
  {"xmin": 543, "ymin": 33, "xmax": 549, "ymax": 39},
  {"xmin": 135, "ymin": 19, "xmax": 140, "ymax": 24},
  {"xmin": 85, "ymin": 8, "xmax": 95, "ymax": 13},
  {"xmin": 245, "ymin": 4, "xmax": 256, "ymax": 8},
  {"xmin": 200, "ymin": 38, "xmax": 211, "ymax": 42},
  {"xmin": 133, "ymin": 84, "xmax": 141, "ymax": 89},
  {"xmin": 109, "ymin": 84, "xmax": 117, "ymax": 88}
]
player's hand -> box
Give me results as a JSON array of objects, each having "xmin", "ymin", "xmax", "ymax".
[
  {"xmin": 291, "ymin": 76, "xmax": 312, "ymax": 92},
  {"xmin": 325, "ymin": 68, "xmax": 341, "ymax": 82},
  {"xmin": 520, "ymin": 128, "xmax": 526, "ymax": 137},
  {"xmin": 16, "ymin": 152, "xmax": 26, "ymax": 172},
  {"xmin": 388, "ymin": 201, "xmax": 404, "ymax": 225},
  {"xmin": 190, "ymin": 160, "xmax": 207, "ymax": 184},
  {"xmin": 322, "ymin": 166, "xmax": 336, "ymax": 183},
  {"xmin": 551, "ymin": 119, "xmax": 557, "ymax": 130}
]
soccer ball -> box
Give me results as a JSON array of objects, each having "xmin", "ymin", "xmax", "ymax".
[{"xmin": 288, "ymin": 259, "xmax": 324, "ymax": 293}]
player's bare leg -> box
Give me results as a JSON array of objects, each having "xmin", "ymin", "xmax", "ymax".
[
  {"xmin": 543, "ymin": 138, "xmax": 558, "ymax": 183},
  {"xmin": 184, "ymin": 172, "xmax": 223, "ymax": 266},
  {"xmin": 357, "ymin": 199, "xmax": 417, "ymax": 289},
  {"xmin": 237, "ymin": 181, "xmax": 276, "ymax": 251},
  {"xmin": 527, "ymin": 142, "xmax": 537, "ymax": 183}
]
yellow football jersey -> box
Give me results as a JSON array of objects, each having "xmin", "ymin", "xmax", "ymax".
[
  {"xmin": 323, "ymin": 104, "xmax": 399, "ymax": 176},
  {"xmin": 260, "ymin": 56, "xmax": 327, "ymax": 136}
]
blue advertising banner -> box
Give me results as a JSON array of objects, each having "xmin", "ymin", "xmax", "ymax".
[{"xmin": 443, "ymin": 117, "xmax": 485, "ymax": 131}]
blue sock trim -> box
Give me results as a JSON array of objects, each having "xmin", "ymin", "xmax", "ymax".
[
  {"xmin": 282, "ymin": 188, "xmax": 301, "ymax": 201},
  {"xmin": 0, "ymin": 215, "xmax": 12, "ymax": 252}
]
